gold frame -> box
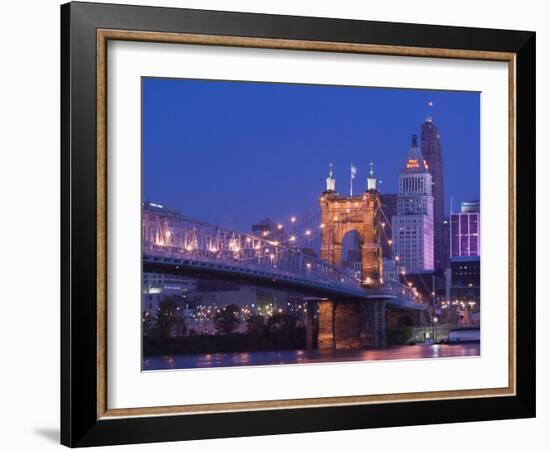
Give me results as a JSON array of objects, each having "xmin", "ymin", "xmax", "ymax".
[{"xmin": 96, "ymin": 29, "xmax": 516, "ymax": 420}]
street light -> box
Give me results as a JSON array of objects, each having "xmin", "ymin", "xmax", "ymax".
[{"xmin": 433, "ymin": 316, "xmax": 438, "ymax": 344}]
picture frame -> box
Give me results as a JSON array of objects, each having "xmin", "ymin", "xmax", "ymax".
[{"xmin": 61, "ymin": 1, "xmax": 536, "ymax": 447}]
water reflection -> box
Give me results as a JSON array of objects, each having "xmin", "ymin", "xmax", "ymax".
[{"xmin": 143, "ymin": 343, "xmax": 480, "ymax": 371}]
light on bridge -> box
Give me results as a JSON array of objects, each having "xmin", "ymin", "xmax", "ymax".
[{"xmin": 290, "ymin": 216, "xmax": 297, "ymax": 223}]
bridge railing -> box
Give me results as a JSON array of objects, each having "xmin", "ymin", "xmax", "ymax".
[
  {"xmin": 381, "ymin": 280, "xmax": 422, "ymax": 304},
  {"xmin": 143, "ymin": 241, "xmax": 364, "ymax": 290}
]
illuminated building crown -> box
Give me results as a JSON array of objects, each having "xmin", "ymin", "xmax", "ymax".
[{"xmin": 403, "ymin": 134, "xmax": 429, "ymax": 173}]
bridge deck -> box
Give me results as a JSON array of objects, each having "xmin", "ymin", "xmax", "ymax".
[{"xmin": 143, "ymin": 254, "xmax": 425, "ymax": 311}]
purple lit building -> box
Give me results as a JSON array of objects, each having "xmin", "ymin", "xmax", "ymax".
[{"xmin": 450, "ymin": 201, "xmax": 480, "ymax": 257}]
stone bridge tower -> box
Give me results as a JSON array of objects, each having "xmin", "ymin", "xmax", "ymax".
[
  {"xmin": 313, "ymin": 164, "xmax": 386, "ymax": 350},
  {"xmin": 319, "ymin": 162, "xmax": 382, "ymax": 286}
]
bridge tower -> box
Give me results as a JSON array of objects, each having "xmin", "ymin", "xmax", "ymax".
[
  {"xmin": 319, "ymin": 162, "xmax": 382, "ymax": 286},
  {"xmin": 314, "ymin": 164, "xmax": 386, "ymax": 350}
]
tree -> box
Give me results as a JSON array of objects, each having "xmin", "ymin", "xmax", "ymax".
[
  {"xmin": 155, "ymin": 296, "xmax": 181, "ymax": 338},
  {"xmin": 142, "ymin": 310, "xmax": 155, "ymax": 337},
  {"xmin": 214, "ymin": 304, "xmax": 240, "ymax": 335},
  {"xmin": 266, "ymin": 312, "xmax": 297, "ymax": 335},
  {"xmin": 246, "ymin": 314, "xmax": 265, "ymax": 335}
]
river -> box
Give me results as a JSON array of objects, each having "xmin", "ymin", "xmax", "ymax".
[{"xmin": 143, "ymin": 343, "xmax": 480, "ymax": 370}]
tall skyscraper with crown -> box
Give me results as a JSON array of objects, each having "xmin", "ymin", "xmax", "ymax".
[
  {"xmin": 392, "ymin": 135, "xmax": 435, "ymax": 271},
  {"xmin": 421, "ymin": 116, "xmax": 446, "ymax": 270}
]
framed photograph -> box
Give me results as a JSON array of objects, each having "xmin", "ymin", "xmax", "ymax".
[{"xmin": 61, "ymin": 2, "xmax": 535, "ymax": 447}]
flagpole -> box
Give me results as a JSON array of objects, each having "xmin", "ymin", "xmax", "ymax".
[
  {"xmin": 350, "ymin": 163, "xmax": 357, "ymax": 196},
  {"xmin": 350, "ymin": 163, "xmax": 353, "ymax": 196}
]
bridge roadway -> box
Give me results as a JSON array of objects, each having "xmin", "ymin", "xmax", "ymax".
[{"xmin": 143, "ymin": 252, "xmax": 425, "ymax": 311}]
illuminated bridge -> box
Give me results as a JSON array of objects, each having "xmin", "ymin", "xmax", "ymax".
[{"xmin": 143, "ymin": 219, "xmax": 424, "ymax": 312}]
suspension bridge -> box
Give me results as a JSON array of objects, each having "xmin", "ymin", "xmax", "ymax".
[
  {"xmin": 143, "ymin": 221, "xmax": 423, "ymax": 311},
  {"xmin": 143, "ymin": 207, "xmax": 424, "ymax": 311}
]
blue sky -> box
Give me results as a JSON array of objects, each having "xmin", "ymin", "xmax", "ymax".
[{"xmin": 143, "ymin": 77, "xmax": 479, "ymax": 232}]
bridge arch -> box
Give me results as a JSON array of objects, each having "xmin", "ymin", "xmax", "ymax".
[{"xmin": 341, "ymin": 229, "xmax": 363, "ymax": 278}]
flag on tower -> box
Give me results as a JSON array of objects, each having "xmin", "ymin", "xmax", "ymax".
[{"xmin": 350, "ymin": 163, "xmax": 357, "ymax": 196}]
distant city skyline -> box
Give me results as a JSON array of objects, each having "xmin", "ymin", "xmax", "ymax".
[{"xmin": 143, "ymin": 77, "xmax": 480, "ymax": 233}]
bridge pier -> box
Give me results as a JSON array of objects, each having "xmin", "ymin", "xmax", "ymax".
[
  {"xmin": 360, "ymin": 299, "xmax": 387, "ymax": 348},
  {"xmin": 318, "ymin": 300, "xmax": 335, "ymax": 350},
  {"xmin": 317, "ymin": 299, "xmax": 387, "ymax": 350},
  {"xmin": 306, "ymin": 302, "xmax": 315, "ymax": 352},
  {"xmin": 334, "ymin": 300, "xmax": 362, "ymax": 350}
]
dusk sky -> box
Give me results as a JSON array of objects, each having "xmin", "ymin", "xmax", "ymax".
[{"xmin": 143, "ymin": 77, "xmax": 480, "ymax": 233}]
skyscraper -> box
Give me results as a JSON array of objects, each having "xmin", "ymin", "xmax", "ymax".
[
  {"xmin": 450, "ymin": 201, "xmax": 480, "ymax": 257},
  {"xmin": 420, "ymin": 117, "xmax": 446, "ymax": 270},
  {"xmin": 392, "ymin": 135, "xmax": 434, "ymax": 271}
]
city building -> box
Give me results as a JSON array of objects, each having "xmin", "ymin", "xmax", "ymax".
[
  {"xmin": 142, "ymin": 272, "xmax": 197, "ymax": 315},
  {"xmin": 450, "ymin": 201, "xmax": 480, "ymax": 258},
  {"xmin": 420, "ymin": 117, "xmax": 446, "ymax": 270},
  {"xmin": 251, "ymin": 218, "xmax": 286, "ymax": 242},
  {"xmin": 443, "ymin": 255, "xmax": 480, "ymax": 325},
  {"xmin": 392, "ymin": 134, "xmax": 435, "ymax": 271},
  {"xmin": 342, "ymin": 232, "xmax": 362, "ymax": 277},
  {"xmin": 382, "ymin": 258, "xmax": 401, "ymax": 284},
  {"xmin": 379, "ymin": 193, "xmax": 397, "ymax": 259},
  {"xmin": 448, "ymin": 255, "xmax": 480, "ymax": 300}
]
